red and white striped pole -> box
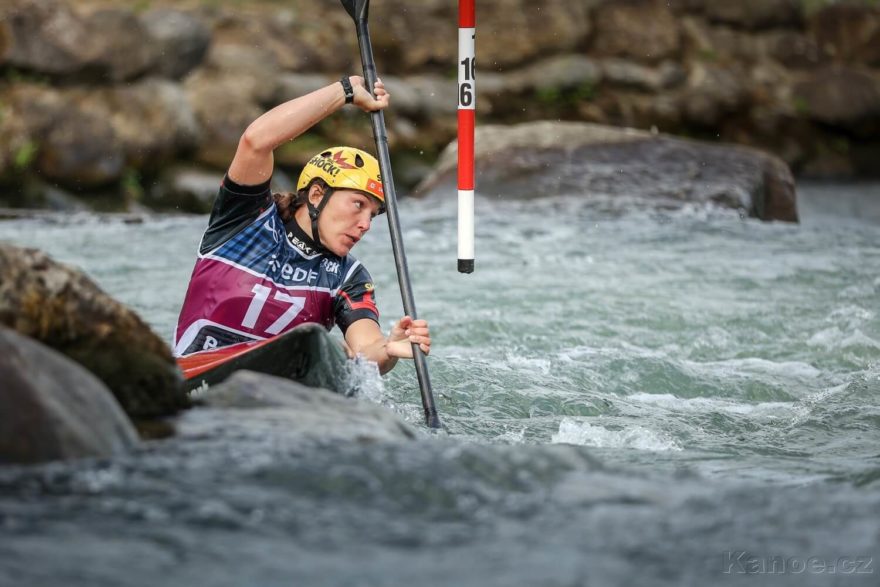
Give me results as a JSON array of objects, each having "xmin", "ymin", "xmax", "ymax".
[{"xmin": 458, "ymin": 0, "xmax": 475, "ymax": 274}]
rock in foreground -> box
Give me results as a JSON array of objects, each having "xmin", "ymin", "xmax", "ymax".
[
  {"xmin": 0, "ymin": 327, "xmax": 138, "ymax": 465},
  {"xmin": 415, "ymin": 121, "xmax": 797, "ymax": 222},
  {"xmin": 0, "ymin": 244, "xmax": 188, "ymax": 419},
  {"xmin": 189, "ymin": 371, "xmax": 417, "ymax": 443}
]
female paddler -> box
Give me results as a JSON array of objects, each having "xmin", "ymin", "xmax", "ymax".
[{"xmin": 173, "ymin": 76, "xmax": 431, "ymax": 374}]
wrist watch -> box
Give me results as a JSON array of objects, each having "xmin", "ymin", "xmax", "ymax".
[{"xmin": 340, "ymin": 76, "xmax": 354, "ymax": 104}]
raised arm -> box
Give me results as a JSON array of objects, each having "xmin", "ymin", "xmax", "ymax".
[{"xmin": 227, "ymin": 77, "xmax": 390, "ymax": 186}]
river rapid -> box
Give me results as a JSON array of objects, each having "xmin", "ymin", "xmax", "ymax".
[{"xmin": 1, "ymin": 182, "xmax": 879, "ymax": 586}]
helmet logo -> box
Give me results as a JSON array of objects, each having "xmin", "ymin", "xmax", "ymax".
[{"xmin": 332, "ymin": 151, "xmax": 356, "ymax": 169}]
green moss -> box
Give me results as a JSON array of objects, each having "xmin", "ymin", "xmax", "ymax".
[
  {"xmin": 13, "ymin": 141, "xmax": 38, "ymax": 171},
  {"xmin": 132, "ymin": 0, "xmax": 152, "ymax": 13},
  {"xmin": 792, "ymin": 96, "xmax": 810, "ymax": 116},
  {"xmin": 275, "ymin": 134, "xmax": 329, "ymax": 167},
  {"xmin": 4, "ymin": 69, "xmax": 49, "ymax": 86},
  {"xmin": 534, "ymin": 80, "xmax": 596, "ymax": 108},
  {"xmin": 698, "ymin": 49, "xmax": 719, "ymax": 63},
  {"xmin": 831, "ymin": 137, "xmax": 851, "ymax": 154},
  {"xmin": 121, "ymin": 168, "xmax": 144, "ymax": 201},
  {"xmin": 536, "ymin": 86, "xmax": 561, "ymax": 104}
]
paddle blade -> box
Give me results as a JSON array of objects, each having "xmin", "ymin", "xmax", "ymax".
[{"xmin": 340, "ymin": 0, "xmax": 369, "ymax": 22}]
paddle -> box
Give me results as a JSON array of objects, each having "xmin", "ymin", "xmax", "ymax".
[{"xmin": 340, "ymin": 0, "xmax": 441, "ymax": 429}]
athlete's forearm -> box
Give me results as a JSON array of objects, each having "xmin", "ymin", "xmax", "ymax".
[
  {"xmin": 359, "ymin": 338, "xmax": 400, "ymax": 375},
  {"xmin": 244, "ymin": 82, "xmax": 346, "ymax": 153},
  {"xmin": 228, "ymin": 81, "xmax": 346, "ymax": 185}
]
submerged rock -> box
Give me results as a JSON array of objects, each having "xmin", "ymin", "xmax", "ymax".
[
  {"xmin": 191, "ymin": 370, "xmax": 417, "ymax": 443},
  {"xmin": 414, "ymin": 121, "xmax": 797, "ymax": 222},
  {"xmin": 0, "ymin": 245, "xmax": 188, "ymax": 419},
  {"xmin": 0, "ymin": 327, "xmax": 138, "ymax": 465}
]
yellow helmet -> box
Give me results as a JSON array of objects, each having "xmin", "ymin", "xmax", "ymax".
[{"xmin": 297, "ymin": 146, "xmax": 384, "ymax": 211}]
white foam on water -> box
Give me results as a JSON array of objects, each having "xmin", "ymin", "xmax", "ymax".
[
  {"xmin": 505, "ymin": 353, "xmax": 552, "ymax": 375},
  {"xmin": 680, "ymin": 357, "xmax": 823, "ymax": 381},
  {"xmin": 627, "ymin": 392, "xmax": 793, "ymax": 419},
  {"xmin": 807, "ymin": 327, "xmax": 880, "ymax": 351},
  {"xmin": 344, "ymin": 357, "xmax": 385, "ymax": 403},
  {"xmin": 551, "ymin": 417, "xmax": 682, "ymax": 452}
]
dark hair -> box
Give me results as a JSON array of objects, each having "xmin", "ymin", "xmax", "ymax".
[{"xmin": 272, "ymin": 178, "xmax": 331, "ymax": 223}]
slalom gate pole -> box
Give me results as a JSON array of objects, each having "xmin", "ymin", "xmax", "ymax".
[
  {"xmin": 339, "ymin": 0, "xmax": 441, "ymax": 429},
  {"xmin": 458, "ymin": 0, "xmax": 475, "ymax": 274}
]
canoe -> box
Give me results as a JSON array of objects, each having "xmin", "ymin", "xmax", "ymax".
[{"xmin": 177, "ymin": 323, "xmax": 348, "ymax": 394}]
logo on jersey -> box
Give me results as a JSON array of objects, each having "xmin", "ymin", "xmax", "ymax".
[
  {"xmin": 322, "ymin": 258, "xmax": 340, "ymax": 275},
  {"xmin": 288, "ymin": 232, "xmax": 315, "ymax": 255}
]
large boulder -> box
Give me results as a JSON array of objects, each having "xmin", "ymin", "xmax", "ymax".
[
  {"xmin": 414, "ymin": 121, "xmax": 797, "ymax": 222},
  {"xmin": 591, "ymin": 0, "xmax": 681, "ymax": 64},
  {"xmin": 0, "ymin": 327, "xmax": 138, "ymax": 465},
  {"xmin": 1, "ymin": 0, "xmax": 157, "ymax": 82},
  {"xmin": 370, "ymin": 0, "xmax": 592, "ymax": 72},
  {"xmin": 0, "ymin": 245, "xmax": 188, "ymax": 419},
  {"xmin": 0, "ymin": 0, "xmax": 93, "ymax": 77},
  {"xmin": 188, "ymin": 370, "xmax": 417, "ymax": 443},
  {"xmin": 808, "ymin": 2, "xmax": 880, "ymax": 66},
  {"xmin": 702, "ymin": 0, "xmax": 802, "ymax": 30},
  {"xmin": 792, "ymin": 66, "xmax": 880, "ymax": 136},
  {"xmin": 140, "ymin": 8, "xmax": 212, "ymax": 80},
  {"xmin": 679, "ymin": 63, "xmax": 750, "ymax": 127},
  {"xmin": 1, "ymin": 79, "xmax": 201, "ymax": 187},
  {"xmin": 0, "ymin": 83, "xmax": 125, "ymax": 187},
  {"xmin": 80, "ymin": 79, "xmax": 202, "ymax": 170}
]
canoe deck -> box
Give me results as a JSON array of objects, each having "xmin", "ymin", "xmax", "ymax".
[{"xmin": 177, "ymin": 323, "xmax": 348, "ymax": 394}]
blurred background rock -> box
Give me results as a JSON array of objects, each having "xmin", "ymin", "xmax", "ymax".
[{"xmin": 0, "ymin": 0, "xmax": 877, "ymax": 212}]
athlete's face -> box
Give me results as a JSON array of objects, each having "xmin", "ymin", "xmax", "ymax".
[{"xmin": 316, "ymin": 189, "xmax": 381, "ymax": 256}]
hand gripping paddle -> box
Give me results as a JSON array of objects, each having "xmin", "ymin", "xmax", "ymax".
[{"xmin": 340, "ymin": 0, "xmax": 441, "ymax": 429}]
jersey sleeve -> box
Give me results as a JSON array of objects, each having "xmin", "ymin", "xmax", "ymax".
[
  {"xmin": 199, "ymin": 175, "xmax": 273, "ymax": 254},
  {"xmin": 333, "ymin": 263, "xmax": 380, "ymax": 334}
]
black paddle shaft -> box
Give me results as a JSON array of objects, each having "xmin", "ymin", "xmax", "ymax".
[{"xmin": 340, "ymin": 0, "xmax": 441, "ymax": 429}]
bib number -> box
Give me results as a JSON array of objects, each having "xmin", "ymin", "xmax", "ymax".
[{"xmin": 242, "ymin": 284, "xmax": 305, "ymax": 335}]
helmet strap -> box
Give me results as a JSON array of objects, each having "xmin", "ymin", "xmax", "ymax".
[{"xmin": 306, "ymin": 187, "xmax": 334, "ymax": 251}]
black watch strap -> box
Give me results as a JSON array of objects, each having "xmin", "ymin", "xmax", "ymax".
[{"xmin": 340, "ymin": 76, "xmax": 355, "ymax": 104}]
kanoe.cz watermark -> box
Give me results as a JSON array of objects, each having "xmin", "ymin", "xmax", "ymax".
[{"xmin": 723, "ymin": 551, "xmax": 874, "ymax": 575}]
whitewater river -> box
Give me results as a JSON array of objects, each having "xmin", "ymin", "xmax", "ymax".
[{"xmin": 1, "ymin": 182, "xmax": 878, "ymax": 586}]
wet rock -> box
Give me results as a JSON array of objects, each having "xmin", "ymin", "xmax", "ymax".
[
  {"xmin": 592, "ymin": 0, "xmax": 681, "ymax": 64},
  {"xmin": 149, "ymin": 166, "xmax": 223, "ymax": 213},
  {"xmin": 680, "ymin": 63, "xmax": 750, "ymax": 127},
  {"xmin": 809, "ymin": 3, "xmax": 880, "ymax": 66},
  {"xmin": 0, "ymin": 245, "xmax": 188, "ymax": 419},
  {"xmin": 0, "ymin": 84, "xmax": 123, "ymax": 188},
  {"xmin": 0, "ymin": 80, "xmax": 199, "ymax": 189},
  {"xmin": 499, "ymin": 55, "xmax": 602, "ymax": 94},
  {"xmin": 80, "ymin": 9, "xmax": 158, "ymax": 82},
  {"xmin": 191, "ymin": 370, "xmax": 417, "ymax": 443},
  {"xmin": 0, "ymin": 0, "xmax": 94, "ymax": 77},
  {"xmin": 83, "ymin": 78, "xmax": 202, "ymax": 170},
  {"xmin": 702, "ymin": 0, "xmax": 802, "ymax": 30},
  {"xmin": 209, "ymin": 7, "xmax": 353, "ymax": 73},
  {"xmin": 756, "ymin": 30, "xmax": 824, "ymax": 68},
  {"xmin": 414, "ymin": 121, "xmax": 797, "ymax": 222},
  {"xmin": 600, "ymin": 60, "xmax": 685, "ymax": 92},
  {"xmin": 0, "ymin": 326, "xmax": 138, "ymax": 465},
  {"xmin": 184, "ymin": 40, "xmax": 281, "ymax": 168},
  {"xmin": 370, "ymin": 0, "xmax": 592, "ymax": 72},
  {"xmin": 1, "ymin": 0, "xmax": 157, "ymax": 82},
  {"xmin": 273, "ymin": 73, "xmax": 334, "ymax": 105},
  {"xmin": 140, "ymin": 8, "xmax": 212, "ymax": 80},
  {"xmin": 793, "ymin": 66, "xmax": 880, "ymax": 135}
]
